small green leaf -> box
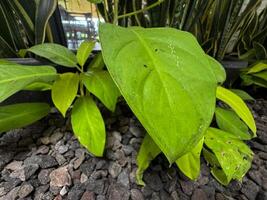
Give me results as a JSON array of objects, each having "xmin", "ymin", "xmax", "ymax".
[
  {"xmin": 207, "ymin": 55, "xmax": 226, "ymax": 84},
  {"xmin": 247, "ymin": 62, "xmax": 267, "ymax": 74},
  {"xmin": 71, "ymin": 96, "xmax": 105, "ymax": 157},
  {"xmin": 252, "ymin": 71, "xmax": 267, "ymax": 81},
  {"xmin": 87, "ymin": 0, "xmax": 103, "ymax": 4},
  {"xmin": 176, "ymin": 137, "xmax": 204, "ymax": 180},
  {"xmin": 0, "ymin": 63, "xmax": 57, "ymax": 103},
  {"xmin": 88, "ymin": 52, "xmax": 105, "ymax": 70},
  {"xmin": 0, "ymin": 103, "xmax": 50, "ymax": 133},
  {"xmin": 216, "ymin": 86, "xmax": 256, "ymax": 137},
  {"xmin": 229, "ymin": 89, "xmax": 255, "ymax": 101},
  {"xmin": 204, "ymin": 127, "xmax": 253, "ymax": 185},
  {"xmin": 23, "ymin": 82, "xmax": 52, "ymax": 91},
  {"xmin": 136, "ymin": 134, "xmax": 161, "ymax": 185},
  {"xmin": 52, "ymin": 73, "xmax": 79, "ymax": 117},
  {"xmin": 215, "ymin": 107, "xmax": 252, "ymax": 140},
  {"xmin": 82, "ymin": 71, "xmax": 120, "ymax": 112},
  {"xmin": 77, "ymin": 40, "xmax": 95, "ymax": 67},
  {"xmin": 28, "ymin": 43, "xmax": 77, "ymax": 67}
]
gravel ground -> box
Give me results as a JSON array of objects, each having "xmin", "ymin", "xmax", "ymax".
[{"xmin": 0, "ymin": 100, "xmax": 266, "ymax": 200}]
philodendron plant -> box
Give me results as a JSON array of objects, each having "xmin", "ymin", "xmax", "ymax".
[
  {"xmin": 98, "ymin": 23, "xmax": 257, "ymax": 185},
  {"xmin": 0, "ymin": 40, "xmax": 120, "ymax": 157},
  {"xmin": 0, "ymin": 23, "xmax": 256, "ymax": 186}
]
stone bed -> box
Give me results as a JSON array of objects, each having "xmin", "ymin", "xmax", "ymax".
[{"xmin": 0, "ymin": 100, "xmax": 266, "ymax": 200}]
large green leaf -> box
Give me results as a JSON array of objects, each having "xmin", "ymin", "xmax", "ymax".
[
  {"xmin": 82, "ymin": 70, "xmax": 120, "ymax": 112},
  {"xmin": 204, "ymin": 127, "xmax": 253, "ymax": 185},
  {"xmin": 136, "ymin": 134, "xmax": 161, "ymax": 185},
  {"xmin": 28, "ymin": 43, "xmax": 78, "ymax": 68},
  {"xmin": 0, "ymin": 64, "xmax": 57, "ymax": 103},
  {"xmin": 35, "ymin": 0, "xmax": 57, "ymax": 44},
  {"xmin": 176, "ymin": 137, "xmax": 204, "ymax": 180},
  {"xmin": 52, "ymin": 73, "xmax": 79, "ymax": 117},
  {"xmin": 99, "ymin": 23, "xmax": 218, "ymax": 163},
  {"xmin": 216, "ymin": 86, "xmax": 256, "ymax": 137},
  {"xmin": 0, "ymin": 103, "xmax": 50, "ymax": 133},
  {"xmin": 71, "ymin": 96, "xmax": 105, "ymax": 157},
  {"xmin": 206, "ymin": 55, "xmax": 226, "ymax": 84},
  {"xmin": 76, "ymin": 41, "xmax": 95, "ymax": 67},
  {"xmin": 215, "ymin": 107, "xmax": 251, "ymax": 140}
]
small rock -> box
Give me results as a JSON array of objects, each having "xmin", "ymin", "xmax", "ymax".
[
  {"xmin": 248, "ymin": 170, "xmax": 262, "ymax": 185},
  {"xmin": 191, "ymin": 188, "xmax": 208, "ymax": 200},
  {"xmin": 0, "ymin": 186, "xmax": 20, "ymax": 200},
  {"xmin": 36, "ymin": 145, "xmax": 50, "ymax": 155},
  {"xmin": 5, "ymin": 161, "xmax": 23, "ymax": 171},
  {"xmin": 241, "ymin": 179, "xmax": 260, "ymax": 200},
  {"xmin": 38, "ymin": 169, "xmax": 53, "ymax": 185},
  {"xmin": 54, "ymin": 153, "xmax": 67, "ymax": 165},
  {"xmin": 40, "ymin": 136, "xmax": 50, "ymax": 145},
  {"xmin": 80, "ymin": 173, "xmax": 88, "ymax": 183},
  {"xmin": 74, "ymin": 153, "xmax": 85, "ymax": 169},
  {"xmin": 112, "ymin": 131, "xmax": 122, "ymax": 141},
  {"xmin": 40, "ymin": 155, "xmax": 58, "ymax": 168},
  {"xmin": 122, "ymin": 145, "xmax": 134, "ymax": 156},
  {"xmin": 24, "ymin": 164, "xmax": 39, "ymax": 180},
  {"xmin": 58, "ymin": 145, "xmax": 69, "ymax": 154},
  {"xmin": 107, "ymin": 184, "xmax": 130, "ymax": 200},
  {"xmin": 60, "ymin": 186, "xmax": 68, "ymax": 196},
  {"xmin": 81, "ymin": 191, "xmax": 95, "ymax": 200},
  {"xmin": 95, "ymin": 160, "xmax": 107, "ymax": 170},
  {"xmin": 129, "ymin": 126, "xmax": 142, "ymax": 137},
  {"xmin": 108, "ymin": 162, "xmax": 122, "ymax": 178},
  {"xmin": 67, "ymin": 185, "xmax": 84, "ymax": 200},
  {"xmin": 117, "ymin": 170, "xmax": 130, "ymax": 188},
  {"xmin": 130, "ymin": 189, "xmax": 144, "ymax": 200},
  {"xmin": 144, "ymin": 173, "xmax": 163, "ymax": 192},
  {"xmin": 97, "ymin": 195, "xmax": 105, "ymax": 200},
  {"xmin": 50, "ymin": 166, "xmax": 72, "ymax": 187},
  {"xmin": 50, "ymin": 132, "xmax": 63, "ymax": 144},
  {"xmin": 9, "ymin": 168, "xmax": 25, "ymax": 181},
  {"xmin": 151, "ymin": 192, "xmax": 160, "ymax": 200},
  {"xmin": 54, "ymin": 194, "xmax": 63, "ymax": 200},
  {"xmin": 171, "ymin": 191, "xmax": 179, "ymax": 200},
  {"xmin": 80, "ymin": 160, "xmax": 95, "ymax": 176},
  {"xmin": 18, "ymin": 183, "xmax": 34, "ymax": 198},
  {"xmin": 94, "ymin": 180, "xmax": 106, "ymax": 195}
]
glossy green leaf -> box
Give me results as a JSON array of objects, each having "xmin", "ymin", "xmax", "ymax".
[
  {"xmin": 0, "ymin": 64, "xmax": 57, "ymax": 103},
  {"xmin": 207, "ymin": 55, "xmax": 226, "ymax": 84},
  {"xmin": 215, "ymin": 107, "xmax": 251, "ymax": 140},
  {"xmin": 216, "ymin": 86, "xmax": 256, "ymax": 137},
  {"xmin": 252, "ymin": 71, "xmax": 267, "ymax": 81},
  {"xmin": 204, "ymin": 127, "xmax": 253, "ymax": 185},
  {"xmin": 100, "ymin": 23, "xmax": 217, "ymax": 163},
  {"xmin": 77, "ymin": 41, "xmax": 95, "ymax": 67},
  {"xmin": 176, "ymin": 137, "xmax": 204, "ymax": 180},
  {"xmin": 71, "ymin": 96, "xmax": 105, "ymax": 157},
  {"xmin": 28, "ymin": 43, "xmax": 77, "ymax": 67},
  {"xmin": 88, "ymin": 52, "xmax": 105, "ymax": 70},
  {"xmin": 35, "ymin": 0, "xmax": 57, "ymax": 44},
  {"xmin": 82, "ymin": 71, "xmax": 120, "ymax": 112},
  {"xmin": 247, "ymin": 62, "xmax": 267, "ymax": 74},
  {"xmin": 136, "ymin": 134, "xmax": 161, "ymax": 185},
  {"xmin": 229, "ymin": 89, "xmax": 255, "ymax": 101},
  {"xmin": 0, "ymin": 103, "xmax": 50, "ymax": 133},
  {"xmin": 23, "ymin": 82, "xmax": 52, "ymax": 91},
  {"xmin": 52, "ymin": 73, "xmax": 79, "ymax": 117}
]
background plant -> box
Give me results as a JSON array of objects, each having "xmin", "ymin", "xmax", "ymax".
[{"xmin": 0, "ymin": 40, "xmax": 120, "ymax": 157}]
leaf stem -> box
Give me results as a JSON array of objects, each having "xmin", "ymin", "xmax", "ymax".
[
  {"xmin": 113, "ymin": 0, "xmax": 119, "ymax": 24},
  {"xmin": 117, "ymin": 0, "xmax": 164, "ymax": 19}
]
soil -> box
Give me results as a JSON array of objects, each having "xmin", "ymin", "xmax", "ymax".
[{"xmin": 0, "ymin": 100, "xmax": 266, "ymax": 200}]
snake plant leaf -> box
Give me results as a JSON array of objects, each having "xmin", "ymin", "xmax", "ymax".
[
  {"xmin": 176, "ymin": 137, "xmax": 204, "ymax": 180},
  {"xmin": 206, "ymin": 55, "xmax": 226, "ymax": 84},
  {"xmin": 35, "ymin": 0, "xmax": 57, "ymax": 44},
  {"xmin": 82, "ymin": 71, "xmax": 120, "ymax": 112},
  {"xmin": 204, "ymin": 127, "xmax": 253, "ymax": 185},
  {"xmin": 136, "ymin": 134, "xmax": 161, "ymax": 186},
  {"xmin": 52, "ymin": 73, "xmax": 79, "ymax": 117},
  {"xmin": 0, "ymin": 103, "xmax": 50, "ymax": 133},
  {"xmin": 0, "ymin": 64, "xmax": 57, "ymax": 103},
  {"xmin": 215, "ymin": 107, "xmax": 251, "ymax": 140},
  {"xmin": 71, "ymin": 96, "xmax": 105, "ymax": 157},
  {"xmin": 247, "ymin": 62, "xmax": 267, "ymax": 74},
  {"xmin": 100, "ymin": 23, "xmax": 218, "ymax": 163},
  {"xmin": 28, "ymin": 43, "xmax": 78, "ymax": 68},
  {"xmin": 77, "ymin": 41, "xmax": 95, "ymax": 67},
  {"xmin": 216, "ymin": 86, "xmax": 256, "ymax": 137},
  {"xmin": 229, "ymin": 89, "xmax": 255, "ymax": 101}
]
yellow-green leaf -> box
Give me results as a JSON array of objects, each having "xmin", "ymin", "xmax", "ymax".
[
  {"xmin": 77, "ymin": 40, "xmax": 95, "ymax": 67},
  {"xmin": 216, "ymin": 86, "xmax": 256, "ymax": 137},
  {"xmin": 71, "ymin": 96, "xmax": 105, "ymax": 156},
  {"xmin": 247, "ymin": 62, "xmax": 267, "ymax": 74},
  {"xmin": 52, "ymin": 73, "xmax": 79, "ymax": 117}
]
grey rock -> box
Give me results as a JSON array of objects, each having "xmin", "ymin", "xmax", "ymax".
[
  {"xmin": 73, "ymin": 152, "xmax": 85, "ymax": 169},
  {"xmin": 18, "ymin": 183, "xmax": 34, "ymax": 198},
  {"xmin": 144, "ymin": 173, "xmax": 163, "ymax": 192},
  {"xmin": 94, "ymin": 180, "xmax": 106, "ymax": 195},
  {"xmin": 130, "ymin": 189, "xmax": 144, "ymax": 200},
  {"xmin": 39, "ymin": 155, "xmax": 58, "ymax": 168},
  {"xmin": 81, "ymin": 191, "xmax": 95, "ymax": 200},
  {"xmin": 24, "ymin": 164, "xmax": 39, "ymax": 180},
  {"xmin": 151, "ymin": 192, "xmax": 160, "ymax": 200},
  {"xmin": 91, "ymin": 170, "xmax": 108, "ymax": 180},
  {"xmin": 179, "ymin": 180, "xmax": 194, "ymax": 196},
  {"xmin": 42, "ymin": 192, "xmax": 54, "ymax": 200},
  {"xmin": 202, "ymin": 186, "xmax": 215, "ymax": 200},
  {"xmin": 170, "ymin": 191, "xmax": 179, "ymax": 200},
  {"xmin": 141, "ymin": 185, "xmax": 153, "ymax": 197},
  {"xmin": 58, "ymin": 145, "xmax": 69, "ymax": 154},
  {"xmin": 80, "ymin": 160, "xmax": 95, "ymax": 176},
  {"xmin": 50, "ymin": 131, "xmax": 64, "ymax": 144},
  {"xmin": 24, "ymin": 155, "xmax": 42, "ymax": 166},
  {"xmin": 97, "ymin": 195, "xmax": 105, "ymax": 200},
  {"xmin": 129, "ymin": 126, "xmax": 142, "ymax": 137},
  {"xmin": 34, "ymin": 184, "xmax": 49, "ymax": 199},
  {"xmin": 0, "ymin": 179, "xmax": 21, "ymax": 194},
  {"xmin": 80, "ymin": 173, "xmax": 89, "ymax": 183},
  {"xmin": 117, "ymin": 170, "xmax": 130, "ymax": 188},
  {"xmin": 108, "ymin": 162, "xmax": 122, "ymax": 178},
  {"xmin": 5, "ymin": 161, "xmax": 23, "ymax": 171},
  {"xmin": 0, "ymin": 151, "xmax": 15, "ymax": 170},
  {"xmin": 60, "ymin": 186, "xmax": 69, "ymax": 196},
  {"xmin": 67, "ymin": 185, "xmax": 84, "ymax": 200},
  {"xmin": 191, "ymin": 188, "xmax": 208, "ymax": 200},
  {"xmin": 0, "ymin": 186, "xmax": 20, "ymax": 200},
  {"xmin": 122, "ymin": 145, "xmax": 134, "ymax": 156},
  {"xmin": 241, "ymin": 179, "xmax": 260, "ymax": 200},
  {"xmin": 36, "ymin": 145, "xmax": 50, "ymax": 155},
  {"xmin": 50, "ymin": 185, "xmax": 61, "ymax": 195},
  {"xmin": 248, "ymin": 170, "xmax": 262, "ymax": 185},
  {"xmin": 50, "ymin": 166, "xmax": 72, "ymax": 187},
  {"xmin": 54, "ymin": 153, "xmax": 67, "ymax": 165},
  {"xmin": 95, "ymin": 160, "xmax": 107, "ymax": 170},
  {"xmin": 38, "ymin": 169, "xmax": 53, "ymax": 185},
  {"xmin": 107, "ymin": 184, "xmax": 130, "ymax": 200}
]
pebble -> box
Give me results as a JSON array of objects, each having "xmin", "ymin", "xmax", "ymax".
[
  {"xmin": 49, "ymin": 166, "xmax": 72, "ymax": 187},
  {"xmin": 80, "ymin": 173, "xmax": 88, "ymax": 183},
  {"xmin": 117, "ymin": 170, "xmax": 130, "ymax": 188},
  {"xmin": 241, "ymin": 179, "xmax": 260, "ymax": 200},
  {"xmin": 129, "ymin": 126, "xmax": 142, "ymax": 137},
  {"xmin": 38, "ymin": 169, "xmax": 53, "ymax": 185},
  {"xmin": 81, "ymin": 191, "xmax": 95, "ymax": 200},
  {"xmin": 60, "ymin": 186, "xmax": 68, "ymax": 196},
  {"xmin": 50, "ymin": 132, "xmax": 64, "ymax": 144},
  {"xmin": 108, "ymin": 162, "xmax": 122, "ymax": 178},
  {"xmin": 5, "ymin": 161, "xmax": 23, "ymax": 171},
  {"xmin": 18, "ymin": 183, "xmax": 34, "ymax": 198},
  {"xmin": 107, "ymin": 184, "xmax": 130, "ymax": 200},
  {"xmin": 130, "ymin": 189, "xmax": 144, "ymax": 200},
  {"xmin": 191, "ymin": 188, "xmax": 207, "ymax": 200}
]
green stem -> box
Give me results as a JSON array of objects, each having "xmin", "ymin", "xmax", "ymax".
[
  {"xmin": 79, "ymin": 81, "xmax": 84, "ymax": 96},
  {"xmin": 113, "ymin": 0, "xmax": 119, "ymax": 24},
  {"xmin": 133, "ymin": 0, "xmax": 141, "ymax": 26},
  {"xmin": 118, "ymin": 0, "xmax": 164, "ymax": 19},
  {"xmin": 103, "ymin": 0, "xmax": 109, "ymax": 22}
]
